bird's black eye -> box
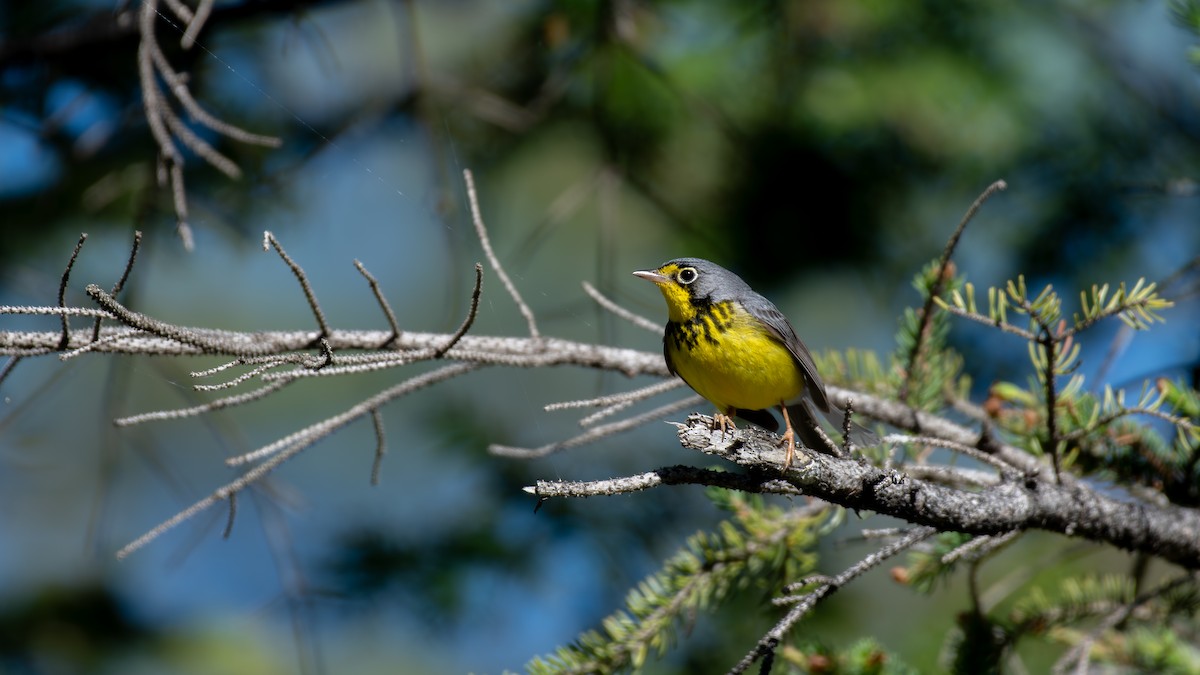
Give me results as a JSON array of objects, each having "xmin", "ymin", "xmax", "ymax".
[{"xmin": 677, "ymin": 267, "xmax": 698, "ymax": 285}]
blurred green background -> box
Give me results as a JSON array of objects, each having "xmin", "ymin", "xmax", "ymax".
[{"xmin": 1, "ymin": 0, "xmax": 1197, "ymax": 672}]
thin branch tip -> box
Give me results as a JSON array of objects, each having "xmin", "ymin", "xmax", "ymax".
[{"xmin": 462, "ymin": 169, "xmax": 540, "ymax": 339}]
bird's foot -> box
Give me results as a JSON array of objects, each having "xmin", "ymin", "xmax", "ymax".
[
  {"xmin": 779, "ymin": 403, "xmax": 797, "ymax": 473},
  {"xmin": 779, "ymin": 427, "xmax": 797, "ymax": 473},
  {"xmin": 712, "ymin": 411, "xmax": 736, "ymax": 441}
]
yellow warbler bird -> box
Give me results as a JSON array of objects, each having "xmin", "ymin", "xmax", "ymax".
[{"xmin": 634, "ymin": 257, "xmax": 839, "ymax": 471}]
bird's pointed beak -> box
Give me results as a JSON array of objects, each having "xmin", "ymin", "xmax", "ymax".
[{"xmin": 633, "ymin": 269, "xmax": 669, "ymax": 285}]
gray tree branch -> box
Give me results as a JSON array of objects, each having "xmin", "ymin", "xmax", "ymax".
[{"xmin": 662, "ymin": 414, "xmax": 1200, "ymax": 570}]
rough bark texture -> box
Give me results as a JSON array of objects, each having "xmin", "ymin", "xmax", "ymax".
[{"xmin": 677, "ymin": 415, "xmax": 1200, "ymax": 570}]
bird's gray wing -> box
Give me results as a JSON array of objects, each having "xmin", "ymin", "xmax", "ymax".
[{"xmin": 751, "ymin": 302, "xmax": 832, "ymax": 413}]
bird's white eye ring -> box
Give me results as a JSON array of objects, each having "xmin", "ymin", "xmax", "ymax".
[{"xmin": 677, "ymin": 267, "xmax": 698, "ymax": 285}]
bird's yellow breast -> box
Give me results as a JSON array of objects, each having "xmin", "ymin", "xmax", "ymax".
[{"xmin": 665, "ymin": 301, "xmax": 804, "ymax": 412}]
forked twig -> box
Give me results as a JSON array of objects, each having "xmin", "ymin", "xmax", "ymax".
[
  {"xmin": 92, "ymin": 230, "xmax": 143, "ymax": 342},
  {"xmin": 226, "ymin": 363, "xmax": 479, "ymax": 467},
  {"xmin": 86, "ymin": 285, "xmax": 287, "ymax": 356},
  {"xmin": 463, "ymin": 168, "xmax": 540, "ymax": 339},
  {"xmin": 117, "ymin": 362, "xmax": 480, "ymax": 558},
  {"xmin": 137, "ymin": 0, "xmax": 281, "ymax": 248}
]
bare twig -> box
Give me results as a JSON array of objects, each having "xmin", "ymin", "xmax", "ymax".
[
  {"xmin": 1040, "ymin": 330, "xmax": 1063, "ymax": 483},
  {"xmin": 581, "ymin": 280, "xmax": 660, "ymax": 333},
  {"xmin": 0, "ymin": 306, "xmax": 113, "ymax": 319},
  {"xmin": 900, "ymin": 179, "xmax": 1006, "ymax": 402},
  {"xmin": 370, "ymin": 409, "xmax": 386, "ymax": 486},
  {"xmin": 60, "ymin": 328, "xmax": 147, "ymax": 361},
  {"xmin": 881, "ymin": 433, "xmax": 1020, "ymax": 475},
  {"xmin": 545, "ymin": 380, "xmax": 686, "ymax": 412},
  {"xmin": 462, "ymin": 168, "xmax": 540, "ymax": 340},
  {"xmin": 227, "ymin": 363, "xmax": 479, "ymax": 467},
  {"xmin": 490, "ymin": 395, "xmax": 701, "ymax": 459},
  {"xmin": 114, "ymin": 380, "xmax": 290, "ymax": 426},
  {"xmin": 193, "ymin": 360, "xmax": 288, "ymax": 391},
  {"xmin": 578, "ymin": 399, "xmax": 636, "ymax": 427},
  {"xmin": 934, "ymin": 302, "xmax": 1039, "ymax": 340},
  {"xmin": 941, "ymin": 530, "xmax": 1020, "ymax": 565},
  {"xmin": 354, "ymin": 259, "xmax": 402, "ymax": 345},
  {"xmin": 161, "ymin": 0, "xmax": 195, "ymax": 23},
  {"xmin": 526, "ymin": 465, "xmax": 805, "ymax": 499},
  {"xmin": 91, "ymin": 230, "xmax": 142, "ymax": 343},
  {"xmin": 169, "ymin": 162, "xmax": 193, "ymax": 251},
  {"xmin": 180, "ymin": 0, "xmax": 214, "ymax": 49},
  {"xmin": 264, "ymin": 231, "xmax": 331, "ymax": 340},
  {"xmin": 57, "ymin": 233, "xmax": 88, "ymax": 350},
  {"xmin": 547, "ymin": 378, "xmax": 686, "ymax": 428},
  {"xmin": 86, "ymin": 284, "xmax": 291, "ymax": 356},
  {"xmin": 2, "ymin": 323, "xmax": 668, "ymax": 377},
  {"xmin": 222, "ymin": 492, "xmax": 236, "ymax": 539},
  {"xmin": 117, "ymin": 363, "xmax": 479, "ymax": 558},
  {"xmin": 434, "ymin": 263, "xmax": 483, "ymax": 358},
  {"xmin": 0, "ymin": 356, "xmax": 21, "ymax": 389},
  {"xmin": 137, "ymin": 0, "xmax": 280, "ymax": 248}
]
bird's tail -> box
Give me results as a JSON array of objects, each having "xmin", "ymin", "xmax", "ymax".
[{"xmin": 786, "ymin": 398, "xmax": 879, "ymax": 454}]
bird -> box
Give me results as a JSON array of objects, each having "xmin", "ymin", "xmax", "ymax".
[{"xmin": 634, "ymin": 257, "xmax": 844, "ymax": 471}]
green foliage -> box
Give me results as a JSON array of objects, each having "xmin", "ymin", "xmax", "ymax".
[
  {"xmin": 1009, "ymin": 575, "xmax": 1136, "ymax": 635},
  {"xmin": 1119, "ymin": 626, "xmax": 1200, "ymax": 674},
  {"xmin": 938, "ymin": 271, "xmax": 1197, "ymax": 498},
  {"xmin": 942, "ymin": 610, "xmax": 1009, "ymax": 675},
  {"xmin": 783, "ymin": 637, "xmax": 920, "ymax": 675},
  {"xmin": 1172, "ymin": 0, "xmax": 1200, "ymax": 65},
  {"xmin": 938, "ymin": 276, "xmax": 1172, "ymax": 338},
  {"xmin": 909, "ymin": 265, "xmax": 1199, "ymax": 671},
  {"xmin": 1004, "ymin": 575, "xmax": 1200, "ymax": 673},
  {"xmin": 815, "ymin": 348, "xmax": 891, "ymax": 397},
  {"xmin": 901, "ymin": 532, "xmax": 976, "ymax": 594},
  {"xmin": 525, "ymin": 490, "xmax": 822, "ymax": 674}
]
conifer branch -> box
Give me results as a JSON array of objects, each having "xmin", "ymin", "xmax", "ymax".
[
  {"xmin": 673, "ymin": 415, "xmax": 1200, "ymax": 570},
  {"xmin": 527, "ymin": 497, "xmax": 827, "ymax": 674},
  {"xmin": 730, "ymin": 526, "xmax": 938, "ymax": 674}
]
